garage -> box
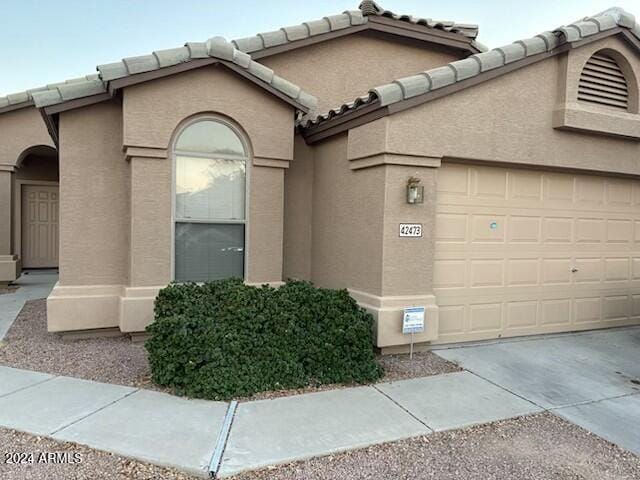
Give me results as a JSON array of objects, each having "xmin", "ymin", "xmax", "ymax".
[{"xmin": 434, "ymin": 162, "xmax": 640, "ymax": 344}]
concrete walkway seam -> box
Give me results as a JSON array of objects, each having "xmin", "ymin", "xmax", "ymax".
[
  {"xmin": 371, "ymin": 385, "xmax": 434, "ymax": 433},
  {"xmin": 50, "ymin": 388, "xmax": 141, "ymax": 436},
  {"xmin": 548, "ymin": 390, "xmax": 640, "ymax": 412},
  {"xmin": 209, "ymin": 400, "xmax": 238, "ymax": 478},
  {"xmin": 0, "ymin": 375, "xmax": 56, "ymax": 401},
  {"xmin": 464, "ymin": 369, "xmax": 547, "ymax": 411}
]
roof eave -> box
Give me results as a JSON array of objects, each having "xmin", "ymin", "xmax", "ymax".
[
  {"xmin": 0, "ymin": 100, "xmax": 35, "ymax": 115},
  {"xmin": 302, "ymin": 26, "xmax": 639, "ymax": 143},
  {"xmin": 250, "ymin": 17, "xmax": 480, "ymax": 61}
]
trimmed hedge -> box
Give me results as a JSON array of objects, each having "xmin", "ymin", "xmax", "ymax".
[{"xmin": 145, "ymin": 279, "xmax": 383, "ymax": 400}]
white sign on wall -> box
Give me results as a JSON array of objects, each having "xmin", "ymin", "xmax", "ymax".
[
  {"xmin": 402, "ymin": 307, "xmax": 425, "ymax": 334},
  {"xmin": 399, "ymin": 223, "xmax": 422, "ymax": 237}
]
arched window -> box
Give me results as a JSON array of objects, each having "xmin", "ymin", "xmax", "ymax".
[
  {"xmin": 578, "ymin": 52, "xmax": 629, "ymax": 111},
  {"xmin": 173, "ymin": 118, "xmax": 248, "ymax": 282}
]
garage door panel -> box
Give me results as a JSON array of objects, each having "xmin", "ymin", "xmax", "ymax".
[
  {"xmin": 574, "ymin": 297, "xmax": 602, "ymax": 324},
  {"xmin": 542, "ymin": 258, "xmax": 572, "ymax": 285},
  {"xmin": 473, "ymin": 169, "xmax": 507, "ymax": 199},
  {"xmin": 469, "ymin": 303, "xmax": 503, "ymax": 332},
  {"xmin": 508, "ymin": 216, "xmax": 541, "ymax": 243},
  {"xmin": 506, "ymin": 301, "xmax": 538, "ymax": 328},
  {"xmin": 509, "ymin": 171, "xmax": 542, "ymax": 201},
  {"xmin": 507, "ymin": 259, "xmax": 539, "ymax": 286},
  {"xmin": 434, "ymin": 163, "xmax": 640, "ymax": 344},
  {"xmin": 542, "ymin": 217, "xmax": 573, "ymax": 243},
  {"xmin": 471, "ymin": 215, "xmax": 505, "ymax": 243},
  {"xmin": 604, "ymin": 258, "xmax": 630, "ymax": 282},
  {"xmin": 470, "ymin": 260, "xmax": 504, "ymax": 288},
  {"xmin": 606, "ymin": 179, "xmax": 633, "ymax": 207},
  {"xmin": 576, "ymin": 176, "xmax": 605, "ymax": 206},
  {"xmin": 435, "ymin": 213, "xmax": 467, "ymax": 242},
  {"xmin": 576, "ymin": 218, "xmax": 605, "ymax": 243}
]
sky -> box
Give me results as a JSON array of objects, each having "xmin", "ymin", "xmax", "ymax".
[{"xmin": 1, "ymin": 0, "xmax": 638, "ymax": 96}]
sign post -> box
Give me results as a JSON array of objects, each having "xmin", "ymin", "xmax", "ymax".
[{"xmin": 402, "ymin": 306, "xmax": 425, "ymax": 360}]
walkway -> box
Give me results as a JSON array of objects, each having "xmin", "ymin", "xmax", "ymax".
[
  {"xmin": 0, "ymin": 270, "xmax": 58, "ymax": 340},
  {"xmin": 0, "ymin": 366, "xmax": 542, "ymax": 478}
]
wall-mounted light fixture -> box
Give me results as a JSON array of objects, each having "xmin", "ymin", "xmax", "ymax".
[{"xmin": 406, "ymin": 176, "xmax": 424, "ymax": 204}]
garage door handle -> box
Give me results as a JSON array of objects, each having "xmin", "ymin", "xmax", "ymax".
[{"xmin": 571, "ymin": 267, "xmax": 579, "ymax": 273}]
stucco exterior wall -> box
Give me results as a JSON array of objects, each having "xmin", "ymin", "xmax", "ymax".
[
  {"xmin": 386, "ymin": 38, "xmax": 640, "ymax": 174},
  {"xmin": 0, "ymin": 107, "xmax": 53, "ymax": 167},
  {"xmin": 0, "ymin": 107, "xmax": 56, "ymax": 282},
  {"xmin": 123, "ymin": 66, "xmax": 294, "ymax": 160},
  {"xmin": 310, "ymin": 133, "xmax": 385, "ymax": 295},
  {"xmin": 283, "ymin": 135, "xmax": 314, "ymax": 280},
  {"xmin": 261, "ymin": 32, "xmax": 463, "ymax": 115},
  {"xmin": 57, "ymin": 102, "xmax": 129, "ymax": 286}
]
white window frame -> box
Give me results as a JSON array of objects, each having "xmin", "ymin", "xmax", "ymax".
[{"xmin": 170, "ymin": 115, "xmax": 251, "ymax": 282}]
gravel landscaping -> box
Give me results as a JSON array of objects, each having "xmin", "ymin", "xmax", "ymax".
[
  {"xmin": 0, "ymin": 427, "xmax": 198, "ymax": 480},
  {"xmin": 231, "ymin": 413, "xmax": 640, "ymax": 480},
  {"xmin": 0, "ymin": 300, "xmax": 460, "ymax": 400},
  {"xmin": 0, "ymin": 299, "xmax": 164, "ymax": 392}
]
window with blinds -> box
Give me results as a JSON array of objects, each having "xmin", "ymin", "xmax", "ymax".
[{"xmin": 578, "ymin": 53, "xmax": 629, "ymax": 111}]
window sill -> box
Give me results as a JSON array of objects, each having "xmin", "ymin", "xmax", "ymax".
[{"xmin": 553, "ymin": 103, "xmax": 640, "ymax": 141}]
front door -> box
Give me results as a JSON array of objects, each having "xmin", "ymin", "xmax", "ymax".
[{"xmin": 21, "ymin": 184, "xmax": 59, "ymax": 268}]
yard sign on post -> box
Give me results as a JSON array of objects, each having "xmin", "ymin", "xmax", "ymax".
[{"xmin": 403, "ymin": 306, "xmax": 425, "ymax": 360}]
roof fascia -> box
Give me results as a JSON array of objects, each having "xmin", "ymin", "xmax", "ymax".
[
  {"xmin": 250, "ymin": 19, "xmax": 478, "ymax": 60},
  {"xmin": 39, "ymin": 109, "xmax": 59, "ymax": 148},
  {"xmin": 0, "ymin": 100, "xmax": 34, "ymax": 115},
  {"xmin": 304, "ymin": 28, "xmax": 637, "ymax": 143},
  {"xmin": 366, "ymin": 16, "xmax": 480, "ymax": 53}
]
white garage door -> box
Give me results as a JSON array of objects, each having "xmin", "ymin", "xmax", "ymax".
[{"xmin": 433, "ymin": 162, "xmax": 640, "ymax": 344}]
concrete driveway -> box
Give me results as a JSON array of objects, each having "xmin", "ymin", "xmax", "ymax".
[{"xmin": 435, "ymin": 327, "xmax": 640, "ymax": 456}]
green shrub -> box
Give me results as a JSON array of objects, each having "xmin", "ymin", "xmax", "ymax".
[{"xmin": 145, "ymin": 279, "xmax": 382, "ymax": 400}]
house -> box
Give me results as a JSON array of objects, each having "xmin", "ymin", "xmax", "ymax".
[{"xmin": 1, "ymin": 1, "xmax": 640, "ymax": 352}]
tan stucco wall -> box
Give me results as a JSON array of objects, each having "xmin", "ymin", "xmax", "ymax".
[
  {"xmin": 0, "ymin": 107, "xmax": 55, "ymax": 282},
  {"xmin": 58, "ymin": 102, "xmax": 129, "ymax": 286},
  {"xmin": 50, "ymin": 64, "xmax": 298, "ymax": 332},
  {"xmin": 261, "ymin": 32, "xmax": 463, "ymax": 114},
  {"xmin": 0, "ymin": 172, "xmax": 11, "ymax": 256},
  {"xmin": 0, "ymin": 107, "xmax": 54, "ymax": 167},
  {"xmin": 283, "ymin": 135, "xmax": 314, "ymax": 280},
  {"xmin": 381, "ymin": 165, "xmax": 437, "ymax": 297},
  {"xmin": 386, "ymin": 37, "xmax": 640, "ymax": 174},
  {"xmin": 123, "ymin": 65, "xmax": 294, "ymax": 160},
  {"xmin": 310, "ymin": 133, "xmax": 385, "ymax": 295}
]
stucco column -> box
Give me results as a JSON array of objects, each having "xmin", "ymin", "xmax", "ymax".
[
  {"xmin": 247, "ymin": 158, "xmax": 288, "ymax": 285},
  {"xmin": 0, "ymin": 166, "xmax": 19, "ymax": 283},
  {"xmin": 345, "ymin": 119, "xmax": 442, "ymax": 351},
  {"xmin": 119, "ymin": 147, "xmax": 172, "ymax": 332}
]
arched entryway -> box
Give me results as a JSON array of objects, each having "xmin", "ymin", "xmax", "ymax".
[{"xmin": 14, "ymin": 145, "xmax": 59, "ymax": 269}]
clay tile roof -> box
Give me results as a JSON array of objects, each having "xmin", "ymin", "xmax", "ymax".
[
  {"xmin": 0, "ymin": 75, "xmax": 102, "ymax": 112},
  {"xmin": 302, "ymin": 7, "xmax": 640, "ymax": 129},
  {"xmin": 231, "ymin": 1, "xmax": 480, "ymax": 56},
  {"xmin": 358, "ymin": 0, "xmax": 479, "ymax": 39},
  {"xmin": 28, "ymin": 37, "xmax": 316, "ymax": 112},
  {"xmin": 2, "ymin": 1, "xmax": 477, "ymax": 115},
  {"xmin": 95, "ymin": 37, "xmax": 317, "ymax": 111}
]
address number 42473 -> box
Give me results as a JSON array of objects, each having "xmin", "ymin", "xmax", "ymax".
[{"xmin": 399, "ymin": 223, "xmax": 422, "ymax": 237}]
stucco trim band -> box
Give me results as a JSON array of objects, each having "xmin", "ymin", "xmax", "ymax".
[
  {"xmin": 124, "ymin": 146, "xmax": 168, "ymax": 161},
  {"xmin": 253, "ymin": 157, "xmax": 290, "ymax": 169},
  {"xmin": 553, "ymin": 104, "xmax": 640, "ymax": 140},
  {"xmin": 0, "ymin": 164, "xmax": 16, "ymax": 172},
  {"xmin": 349, "ymin": 153, "xmax": 442, "ymax": 170},
  {"xmin": 349, "ymin": 288, "xmax": 439, "ymax": 348}
]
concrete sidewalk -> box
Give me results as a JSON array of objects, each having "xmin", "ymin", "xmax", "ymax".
[
  {"xmin": 0, "ymin": 270, "xmax": 58, "ymax": 340},
  {"xmin": 0, "ymin": 366, "xmax": 541, "ymax": 478}
]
